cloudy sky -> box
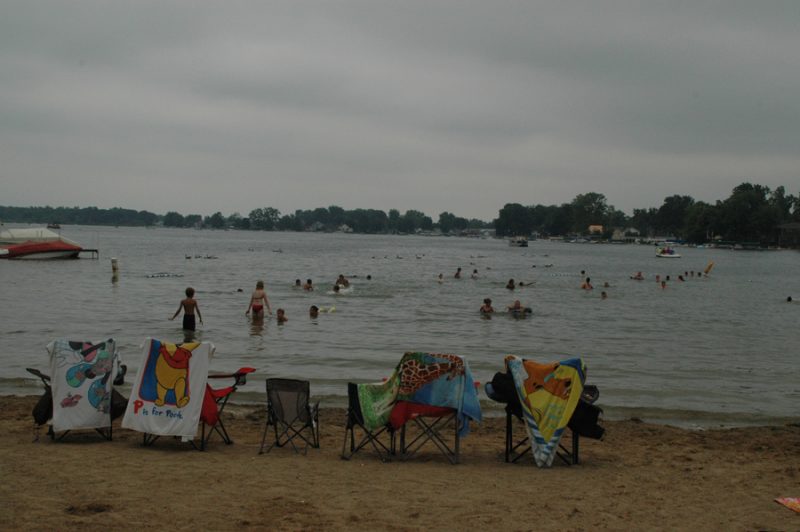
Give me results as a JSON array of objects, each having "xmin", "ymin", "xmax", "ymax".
[{"xmin": 1, "ymin": 1, "xmax": 798, "ymax": 221}]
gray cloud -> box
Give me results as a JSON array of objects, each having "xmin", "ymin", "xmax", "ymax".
[{"xmin": 1, "ymin": 1, "xmax": 798, "ymax": 220}]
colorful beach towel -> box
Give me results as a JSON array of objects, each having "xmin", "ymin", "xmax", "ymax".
[
  {"xmin": 357, "ymin": 352, "xmax": 482, "ymax": 437},
  {"xmin": 47, "ymin": 339, "xmax": 120, "ymax": 433},
  {"xmin": 122, "ymin": 339, "xmax": 214, "ymax": 439},
  {"xmin": 505, "ymin": 355, "xmax": 586, "ymax": 467},
  {"xmin": 776, "ymin": 497, "xmax": 800, "ymax": 514}
]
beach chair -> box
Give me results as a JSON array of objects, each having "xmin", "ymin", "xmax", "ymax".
[
  {"xmin": 343, "ymin": 352, "xmax": 481, "ymax": 465},
  {"xmin": 199, "ymin": 367, "xmax": 256, "ymax": 449},
  {"xmin": 259, "ymin": 378, "xmax": 320, "ymax": 454},
  {"xmin": 33, "ymin": 339, "xmax": 125, "ymax": 442},
  {"xmin": 122, "ymin": 339, "xmax": 215, "ymax": 450},
  {"xmin": 394, "ymin": 401, "xmax": 463, "ymax": 464},
  {"xmin": 341, "ymin": 382, "xmax": 397, "ymax": 462},
  {"xmin": 486, "ymin": 357, "xmax": 603, "ymax": 466}
]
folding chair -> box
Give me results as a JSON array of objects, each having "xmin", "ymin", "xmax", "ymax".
[
  {"xmin": 33, "ymin": 339, "xmax": 126, "ymax": 442},
  {"xmin": 259, "ymin": 378, "xmax": 320, "ymax": 454},
  {"xmin": 28, "ymin": 367, "xmax": 128, "ymax": 442},
  {"xmin": 487, "ymin": 371, "xmax": 603, "ymax": 466},
  {"xmin": 199, "ymin": 367, "xmax": 256, "ymax": 449},
  {"xmin": 122, "ymin": 339, "xmax": 215, "ymax": 450},
  {"xmin": 394, "ymin": 401, "xmax": 462, "ymax": 464},
  {"xmin": 341, "ymin": 382, "xmax": 396, "ymax": 462}
]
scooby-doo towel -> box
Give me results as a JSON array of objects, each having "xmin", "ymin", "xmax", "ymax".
[
  {"xmin": 48, "ymin": 339, "xmax": 120, "ymax": 433},
  {"xmin": 122, "ymin": 339, "xmax": 214, "ymax": 439}
]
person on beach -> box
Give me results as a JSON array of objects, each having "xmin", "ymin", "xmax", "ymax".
[
  {"xmin": 582, "ymin": 277, "xmax": 593, "ymax": 290},
  {"xmin": 480, "ymin": 298, "xmax": 494, "ymax": 314},
  {"xmin": 506, "ymin": 278, "xmax": 516, "ymax": 290},
  {"xmin": 170, "ymin": 287, "xmax": 203, "ymax": 330},
  {"xmin": 309, "ymin": 305, "xmax": 319, "ymax": 318},
  {"xmin": 303, "ymin": 279, "xmax": 314, "ymax": 291},
  {"xmin": 245, "ymin": 280, "xmax": 272, "ymax": 318},
  {"xmin": 454, "ymin": 267, "xmax": 462, "ymax": 279},
  {"xmin": 276, "ymin": 308, "xmax": 287, "ymax": 324}
]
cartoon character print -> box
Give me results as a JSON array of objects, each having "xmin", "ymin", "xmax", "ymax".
[
  {"xmin": 153, "ymin": 344, "xmax": 193, "ymax": 408},
  {"xmin": 62, "ymin": 342, "xmax": 115, "ymax": 412}
]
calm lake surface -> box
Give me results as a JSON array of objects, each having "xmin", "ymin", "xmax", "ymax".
[{"xmin": 1, "ymin": 225, "xmax": 798, "ymax": 427}]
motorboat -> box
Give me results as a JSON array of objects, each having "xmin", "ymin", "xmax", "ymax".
[
  {"xmin": 655, "ymin": 247, "xmax": 681, "ymax": 258},
  {"xmin": 0, "ymin": 227, "xmax": 83, "ymax": 259},
  {"xmin": 509, "ymin": 236, "xmax": 529, "ymax": 247}
]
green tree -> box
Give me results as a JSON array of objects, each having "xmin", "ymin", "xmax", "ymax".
[
  {"xmin": 494, "ymin": 203, "xmax": 533, "ymax": 237},
  {"xmin": 206, "ymin": 211, "xmax": 226, "ymax": 229},
  {"xmin": 570, "ymin": 193, "xmax": 608, "ymax": 234},
  {"xmin": 163, "ymin": 211, "xmax": 185, "ymax": 227},
  {"xmin": 655, "ymin": 195, "xmax": 695, "ymax": 237}
]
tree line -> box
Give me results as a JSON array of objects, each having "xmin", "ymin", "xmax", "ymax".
[
  {"xmin": 494, "ymin": 182, "xmax": 799, "ymax": 244},
  {"xmin": 2, "ymin": 181, "xmax": 797, "ymax": 243},
  {"xmin": 0, "ymin": 204, "xmax": 489, "ymax": 235}
]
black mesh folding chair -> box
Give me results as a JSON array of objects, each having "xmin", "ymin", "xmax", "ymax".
[
  {"xmin": 259, "ymin": 378, "xmax": 319, "ymax": 454},
  {"xmin": 341, "ymin": 382, "xmax": 396, "ymax": 462}
]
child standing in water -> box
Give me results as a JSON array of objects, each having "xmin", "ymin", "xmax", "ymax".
[
  {"xmin": 246, "ymin": 280, "xmax": 272, "ymax": 319},
  {"xmin": 170, "ymin": 287, "xmax": 203, "ymax": 330}
]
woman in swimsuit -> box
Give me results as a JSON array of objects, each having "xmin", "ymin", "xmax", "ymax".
[{"xmin": 246, "ymin": 280, "xmax": 272, "ymax": 319}]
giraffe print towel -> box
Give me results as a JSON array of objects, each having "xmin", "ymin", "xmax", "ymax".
[{"xmin": 356, "ymin": 352, "xmax": 482, "ymax": 437}]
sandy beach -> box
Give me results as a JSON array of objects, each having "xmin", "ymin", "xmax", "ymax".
[{"xmin": 1, "ymin": 395, "xmax": 798, "ymax": 531}]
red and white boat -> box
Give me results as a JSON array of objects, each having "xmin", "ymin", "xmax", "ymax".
[{"xmin": 0, "ymin": 227, "xmax": 83, "ymax": 259}]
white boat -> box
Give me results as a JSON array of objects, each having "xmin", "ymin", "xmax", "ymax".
[
  {"xmin": 0, "ymin": 227, "xmax": 83, "ymax": 259},
  {"xmin": 655, "ymin": 247, "xmax": 681, "ymax": 258},
  {"xmin": 509, "ymin": 236, "xmax": 529, "ymax": 247}
]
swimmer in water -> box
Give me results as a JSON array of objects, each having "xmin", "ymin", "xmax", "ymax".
[
  {"xmin": 454, "ymin": 267, "xmax": 462, "ymax": 279},
  {"xmin": 506, "ymin": 300, "xmax": 532, "ymax": 317},
  {"xmin": 471, "ymin": 269, "xmax": 479, "ymax": 280},
  {"xmin": 309, "ymin": 305, "xmax": 319, "ymax": 318},
  {"xmin": 437, "ymin": 273, "xmax": 444, "ymax": 284},
  {"xmin": 245, "ymin": 280, "xmax": 272, "ymax": 318},
  {"xmin": 303, "ymin": 278, "xmax": 314, "ymax": 291},
  {"xmin": 480, "ymin": 298, "xmax": 494, "ymax": 314},
  {"xmin": 601, "ymin": 291, "xmax": 608, "ymax": 300},
  {"xmin": 294, "ymin": 279, "xmax": 302, "ymax": 288},
  {"xmin": 276, "ymin": 308, "xmax": 287, "ymax": 323},
  {"xmin": 170, "ymin": 287, "xmax": 203, "ymax": 330},
  {"xmin": 506, "ymin": 279, "xmax": 516, "ymax": 290},
  {"xmin": 581, "ymin": 277, "xmax": 593, "ymax": 290},
  {"xmin": 336, "ymin": 274, "xmax": 350, "ymax": 288}
]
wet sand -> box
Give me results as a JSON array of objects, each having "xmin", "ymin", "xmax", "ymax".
[{"xmin": 1, "ymin": 396, "xmax": 798, "ymax": 530}]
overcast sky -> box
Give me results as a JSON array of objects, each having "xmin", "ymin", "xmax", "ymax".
[{"xmin": 1, "ymin": 1, "xmax": 798, "ymax": 221}]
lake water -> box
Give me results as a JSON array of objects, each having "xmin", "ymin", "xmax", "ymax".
[{"xmin": 1, "ymin": 225, "xmax": 798, "ymax": 427}]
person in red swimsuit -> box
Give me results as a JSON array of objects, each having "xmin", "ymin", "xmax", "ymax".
[{"xmin": 245, "ymin": 280, "xmax": 272, "ymax": 319}]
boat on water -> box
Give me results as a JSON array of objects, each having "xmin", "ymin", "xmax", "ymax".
[
  {"xmin": 655, "ymin": 246, "xmax": 681, "ymax": 258},
  {"xmin": 509, "ymin": 236, "xmax": 529, "ymax": 247},
  {"xmin": 0, "ymin": 227, "xmax": 83, "ymax": 259}
]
